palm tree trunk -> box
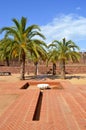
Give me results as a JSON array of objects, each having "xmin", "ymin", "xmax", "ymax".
[
  {"xmin": 53, "ymin": 63, "xmax": 56, "ymax": 75},
  {"xmin": 6, "ymin": 57, "xmax": 10, "ymax": 66},
  {"xmin": 34, "ymin": 62, "xmax": 38, "ymax": 76},
  {"xmin": 60, "ymin": 60, "xmax": 65, "ymax": 79},
  {"xmin": 20, "ymin": 52, "xmax": 25, "ymax": 80}
]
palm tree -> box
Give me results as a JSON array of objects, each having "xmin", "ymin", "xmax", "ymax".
[
  {"xmin": 52, "ymin": 38, "xmax": 80, "ymax": 79},
  {"xmin": 47, "ymin": 44, "xmax": 58, "ymax": 75},
  {"xmin": 29, "ymin": 41, "xmax": 47, "ymax": 75},
  {"xmin": 0, "ymin": 39, "xmax": 12, "ymax": 66},
  {"xmin": 1, "ymin": 17, "xmax": 46, "ymax": 80}
]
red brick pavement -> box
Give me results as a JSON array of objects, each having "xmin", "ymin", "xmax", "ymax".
[{"xmin": 0, "ymin": 81, "xmax": 86, "ymax": 130}]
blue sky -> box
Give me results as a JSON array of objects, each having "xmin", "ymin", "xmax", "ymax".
[{"xmin": 0, "ymin": 0, "xmax": 86, "ymax": 51}]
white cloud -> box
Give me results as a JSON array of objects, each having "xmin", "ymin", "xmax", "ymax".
[{"xmin": 41, "ymin": 14, "xmax": 86, "ymax": 51}]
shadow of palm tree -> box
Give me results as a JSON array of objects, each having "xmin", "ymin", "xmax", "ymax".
[
  {"xmin": 25, "ymin": 74, "xmax": 60, "ymax": 80},
  {"xmin": 66, "ymin": 75, "xmax": 86, "ymax": 80},
  {"xmin": 25, "ymin": 74, "xmax": 86, "ymax": 80}
]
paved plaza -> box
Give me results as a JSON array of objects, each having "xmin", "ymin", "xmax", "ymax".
[{"xmin": 0, "ymin": 80, "xmax": 86, "ymax": 130}]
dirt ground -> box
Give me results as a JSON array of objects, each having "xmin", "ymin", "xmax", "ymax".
[
  {"xmin": 0, "ymin": 73, "xmax": 86, "ymax": 85},
  {"xmin": 66, "ymin": 74, "xmax": 86, "ymax": 85}
]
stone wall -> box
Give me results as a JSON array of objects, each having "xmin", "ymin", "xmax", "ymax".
[{"xmin": 0, "ymin": 64, "xmax": 86, "ymax": 74}]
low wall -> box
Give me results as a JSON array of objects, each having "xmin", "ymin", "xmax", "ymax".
[
  {"xmin": 65, "ymin": 65, "xmax": 86, "ymax": 74},
  {"xmin": 0, "ymin": 64, "xmax": 86, "ymax": 74}
]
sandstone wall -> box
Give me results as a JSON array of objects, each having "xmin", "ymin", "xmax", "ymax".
[{"xmin": 0, "ymin": 64, "xmax": 86, "ymax": 74}]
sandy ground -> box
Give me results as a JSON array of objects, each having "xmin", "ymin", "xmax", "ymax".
[
  {"xmin": 66, "ymin": 74, "xmax": 86, "ymax": 85},
  {"xmin": 0, "ymin": 73, "xmax": 86, "ymax": 85}
]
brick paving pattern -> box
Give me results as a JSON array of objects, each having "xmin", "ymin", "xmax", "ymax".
[{"xmin": 0, "ymin": 80, "xmax": 86, "ymax": 130}]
